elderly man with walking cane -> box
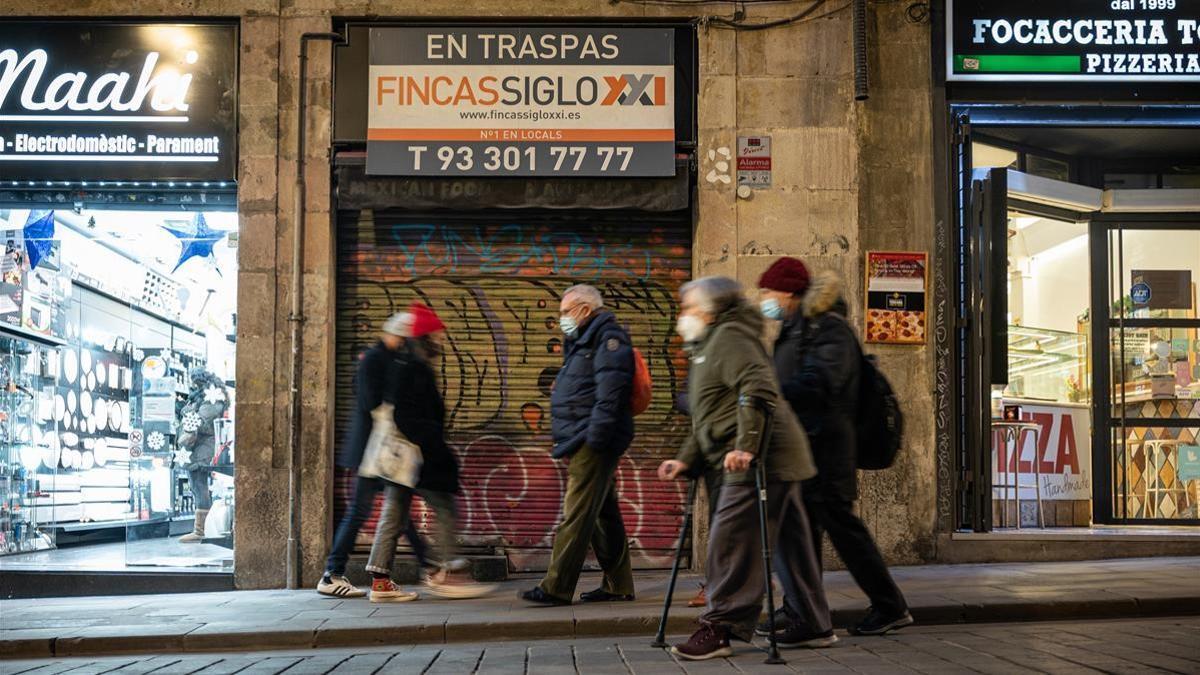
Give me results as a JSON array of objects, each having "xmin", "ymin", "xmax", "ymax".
[{"xmin": 657, "ymin": 276, "xmax": 835, "ymax": 661}]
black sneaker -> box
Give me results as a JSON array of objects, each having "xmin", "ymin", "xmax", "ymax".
[
  {"xmin": 671, "ymin": 623, "xmax": 734, "ymax": 661},
  {"xmin": 754, "ymin": 607, "xmax": 793, "ymax": 636},
  {"xmin": 579, "ymin": 588, "xmax": 635, "ymax": 603},
  {"xmin": 774, "ymin": 624, "xmax": 839, "ymax": 649},
  {"xmin": 849, "ymin": 608, "xmax": 914, "ymax": 636},
  {"xmin": 518, "ymin": 586, "xmax": 571, "ymax": 606}
]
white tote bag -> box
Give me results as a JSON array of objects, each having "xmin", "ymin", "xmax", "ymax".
[{"xmin": 359, "ymin": 403, "xmax": 423, "ymax": 488}]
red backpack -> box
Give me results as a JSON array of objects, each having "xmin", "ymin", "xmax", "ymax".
[{"xmin": 630, "ymin": 348, "xmax": 653, "ymax": 416}]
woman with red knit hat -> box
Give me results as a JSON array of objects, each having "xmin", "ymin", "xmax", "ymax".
[
  {"xmin": 757, "ymin": 257, "xmax": 912, "ymax": 637},
  {"xmin": 364, "ymin": 302, "xmax": 495, "ymax": 601}
]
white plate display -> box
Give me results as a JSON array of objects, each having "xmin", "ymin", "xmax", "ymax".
[
  {"xmin": 19, "ymin": 444, "xmax": 39, "ymax": 471},
  {"xmin": 110, "ymin": 364, "xmax": 121, "ymax": 389},
  {"xmin": 54, "ymin": 394, "xmax": 65, "ymax": 421},
  {"xmin": 109, "ymin": 401, "xmax": 122, "ymax": 431},
  {"xmin": 63, "ymin": 349, "xmax": 78, "ymax": 384},
  {"xmin": 95, "ymin": 398, "xmax": 108, "ymax": 431},
  {"xmin": 81, "ymin": 451, "xmax": 95, "ymax": 470},
  {"xmin": 94, "ymin": 437, "xmax": 109, "ymax": 466},
  {"xmin": 61, "ymin": 431, "xmax": 78, "ymax": 447},
  {"xmin": 67, "ymin": 390, "xmax": 77, "ymax": 414},
  {"xmin": 37, "ymin": 397, "xmax": 53, "ymax": 423},
  {"xmin": 80, "ymin": 349, "xmax": 92, "ymax": 374},
  {"xmin": 96, "ymin": 363, "xmax": 106, "ymax": 387},
  {"xmin": 142, "ymin": 356, "xmax": 165, "ymax": 379},
  {"xmin": 88, "ymin": 372, "xmax": 97, "ymax": 391}
]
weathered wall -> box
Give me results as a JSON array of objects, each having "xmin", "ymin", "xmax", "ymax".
[
  {"xmin": 692, "ymin": 3, "xmax": 937, "ymax": 566},
  {"xmin": 0, "ymin": 0, "xmax": 938, "ymax": 587},
  {"xmin": 856, "ymin": 3, "xmax": 938, "ymax": 564}
]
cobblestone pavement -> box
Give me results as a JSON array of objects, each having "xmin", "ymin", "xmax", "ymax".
[{"xmin": 2, "ymin": 616, "xmax": 1198, "ymax": 674}]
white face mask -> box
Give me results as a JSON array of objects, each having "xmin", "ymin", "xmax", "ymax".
[
  {"xmin": 559, "ymin": 315, "xmax": 579, "ymax": 336},
  {"xmin": 760, "ymin": 297, "xmax": 785, "ymax": 321},
  {"xmin": 675, "ymin": 314, "xmax": 709, "ymax": 343}
]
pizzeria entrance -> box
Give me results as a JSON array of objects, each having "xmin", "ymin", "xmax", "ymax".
[{"xmin": 952, "ymin": 107, "xmax": 1200, "ymax": 531}]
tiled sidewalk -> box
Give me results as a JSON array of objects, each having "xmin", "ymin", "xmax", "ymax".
[
  {"xmin": 1, "ymin": 557, "xmax": 1198, "ymax": 659},
  {"xmin": 4, "ymin": 617, "xmax": 1200, "ymax": 674}
]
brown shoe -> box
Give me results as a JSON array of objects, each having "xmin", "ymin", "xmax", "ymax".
[
  {"xmin": 687, "ymin": 585, "xmax": 707, "ymax": 608},
  {"xmin": 671, "ymin": 623, "xmax": 733, "ymax": 661}
]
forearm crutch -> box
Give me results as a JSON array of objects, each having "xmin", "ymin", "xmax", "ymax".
[
  {"xmin": 651, "ymin": 478, "xmax": 698, "ymax": 648},
  {"xmin": 750, "ymin": 401, "xmax": 785, "ymax": 665}
]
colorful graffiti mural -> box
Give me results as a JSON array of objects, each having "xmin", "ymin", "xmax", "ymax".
[{"xmin": 335, "ymin": 214, "xmax": 693, "ymax": 569}]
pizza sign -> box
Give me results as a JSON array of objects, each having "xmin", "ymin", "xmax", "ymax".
[{"xmin": 865, "ymin": 251, "xmax": 928, "ymax": 345}]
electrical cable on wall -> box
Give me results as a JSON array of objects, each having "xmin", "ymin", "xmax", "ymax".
[{"xmin": 611, "ymin": 0, "xmax": 928, "ymax": 29}]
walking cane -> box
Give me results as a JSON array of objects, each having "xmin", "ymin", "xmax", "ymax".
[
  {"xmin": 651, "ymin": 478, "xmax": 698, "ymax": 648},
  {"xmin": 751, "ymin": 401, "xmax": 785, "ymax": 665}
]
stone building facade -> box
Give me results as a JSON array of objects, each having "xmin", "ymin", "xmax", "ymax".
[{"xmin": 0, "ymin": 0, "xmax": 940, "ymax": 589}]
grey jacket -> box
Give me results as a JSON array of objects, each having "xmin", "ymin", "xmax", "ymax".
[
  {"xmin": 178, "ymin": 390, "xmax": 228, "ymax": 471},
  {"xmin": 675, "ymin": 302, "xmax": 817, "ymax": 485}
]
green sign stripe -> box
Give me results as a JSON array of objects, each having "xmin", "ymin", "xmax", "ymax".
[{"xmin": 955, "ymin": 55, "xmax": 1081, "ymax": 73}]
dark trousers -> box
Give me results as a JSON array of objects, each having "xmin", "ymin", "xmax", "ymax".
[
  {"xmin": 805, "ymin": 498, "xmax": 907, "ymax": 616},
  {"xmin": 698, "ymin": 468, "xmax": 722, "ymax": 585},
  {"xmin": 189, "ymin": 468, "xmax": 213, "ymax": 510},
  {"xmin": 703, "ymin": 481, "xmax": 832, "ymax": 641},
  {"xmin": 538, "ymin": 444, "xmax": 634, "ymax": 602},
  {"xmin": 325, "ymin": 475, "xmax": 429, "ymax": 576}
]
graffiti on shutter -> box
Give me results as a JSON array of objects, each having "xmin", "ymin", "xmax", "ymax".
[{"xmin": 335, "ymin": 212, "xmax": 692, "ymax": 570}]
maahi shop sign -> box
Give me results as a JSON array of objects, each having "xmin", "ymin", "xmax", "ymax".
[
  {"xmin": 0, "ymin": 22, "xmax": 238, "ymax": 181},
  {"xmin": 366, "ymin": 27, "xmax": 675, "ymax": 177},
  {"xmin": 948, "ymin": 0, "xmax": 1200, "ymax": 82}
]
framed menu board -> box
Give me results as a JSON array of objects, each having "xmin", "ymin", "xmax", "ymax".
[{"xmin": 865, "ymin": 251, "xmax": 928, "ymax": 345}]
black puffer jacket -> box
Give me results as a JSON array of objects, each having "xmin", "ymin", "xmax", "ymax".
[
  {"xmin": 775, "ymin": 271, "xmax": 861, "ymax": 502},
  {"xmin": 549, "ymin": 309, "xmax": 635, "ymax": 459},
  {"xmin": 337, "ymin": 341, "xmax": 397, "ymax": 471},
  {"xmin": 391, "ymin": 344, "xmax": 459, "ymax": 494}
]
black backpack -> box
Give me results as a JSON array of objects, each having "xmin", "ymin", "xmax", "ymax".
[{"xmin": 855, "ymin": 352, "xmax": 904, "ymax": 470}]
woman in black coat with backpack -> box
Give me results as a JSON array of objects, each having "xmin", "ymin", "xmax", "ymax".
[{"xmin": 758, "ymin": 257, "xmax": 913, "ymax": 637}]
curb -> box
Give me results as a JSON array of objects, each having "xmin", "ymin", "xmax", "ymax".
[{"xmin": 5, "ymin": 596, "xmax": 1200, "ymax": 659}]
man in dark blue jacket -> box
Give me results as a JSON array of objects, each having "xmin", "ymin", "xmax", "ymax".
[
  {"xmin": 317, "ymin": 313, "xmax": 430, "ymax": 598},
  {"xmin": 520, "ymin": 284, "xmax": 636, "ymax": 605}
]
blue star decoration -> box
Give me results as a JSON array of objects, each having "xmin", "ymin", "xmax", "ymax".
[
  {"xmin": 162, "ymin": 213, "xmax": 224, "ymax": 274},
  {"xmin": 24, "ymin": 210, "xmax": 55, "ymax": 270}
]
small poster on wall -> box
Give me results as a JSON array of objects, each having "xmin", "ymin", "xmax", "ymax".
[{"xmin": 865, "ymin": 251, "xmax": 928, "ymax": 344}]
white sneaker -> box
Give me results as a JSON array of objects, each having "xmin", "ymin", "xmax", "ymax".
[
  {"xmin": 317, "ymin": 575, "xmax": 367, "ymax": 598},
  {"xmin": 370, "ymin": 578, "xmax": 419, "ymax": 603},
  {"xmin": 423, "ymin": 569, "xmax": 497, "ymax": 600}
]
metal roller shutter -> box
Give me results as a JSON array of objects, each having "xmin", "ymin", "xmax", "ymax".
[{"xmin": 334, "ymin": 209, "xmax": 693, "ymax": 571}]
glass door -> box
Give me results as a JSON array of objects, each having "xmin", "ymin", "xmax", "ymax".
[
  {"xmin": 1094, "ymin": 218, "xmax": 1200, "ymax": 524},
  {"xmin": 954, "ymin": 159, "xmax": 1010, "ymax": 532}
]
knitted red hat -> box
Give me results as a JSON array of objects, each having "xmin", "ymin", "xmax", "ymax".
[
  {"xmin": 405, "ymin": 302, "xmax": 446, "ymax": 338},
  {"xmin": 758, "ymin": 257, "xmax": 811, "ymax": 295}
]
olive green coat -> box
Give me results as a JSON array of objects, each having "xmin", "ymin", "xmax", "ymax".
[{"xmin": 676, "ymin": 303, "xmax": 817, "ymax": 485}]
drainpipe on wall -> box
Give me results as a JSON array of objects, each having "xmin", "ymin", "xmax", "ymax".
[
  {"xmin": 853, "ymin": 0, "xmax": 869, "ymax": 101},
  {"xmin": 287, "ymin": 30, "xmax": 344, "ymax": 591}
]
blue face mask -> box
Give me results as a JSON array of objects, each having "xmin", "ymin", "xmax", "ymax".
[
  {"xmin": 760, "ymin": 297, "xmax": 785, "ymax": 321},
  {"xmin": 559, "ymin": 315, "xmax": 579, "ymax": 336}
]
